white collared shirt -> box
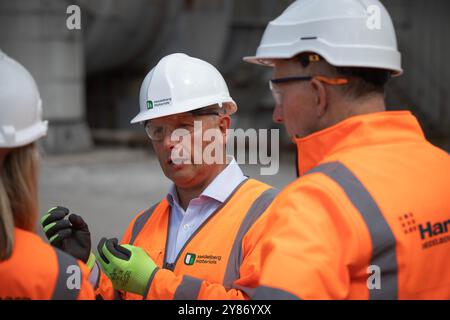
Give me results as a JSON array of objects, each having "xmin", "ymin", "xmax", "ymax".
[{"xmin": 165, "ymin": 157, "xmax": 247, "ymax": 263}]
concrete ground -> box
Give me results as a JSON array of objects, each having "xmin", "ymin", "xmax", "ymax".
[{"xmin": 38, "ymin": 147, "xmax": 297, "ymax": 247}]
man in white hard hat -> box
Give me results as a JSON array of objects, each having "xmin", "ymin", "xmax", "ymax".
[
  {"xmin": 42, "ymin": 53, "xmax": 294, "ymax": 300},
  {"xmin": 243, "ymin": 0, "xmax": 450, "ymax": 299},
  {"xmin": 0, "ymin": 50, "xmax": 95, "ymax": 299}
]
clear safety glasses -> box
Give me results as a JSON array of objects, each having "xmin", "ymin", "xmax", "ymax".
[
  {"xmin": 144, "ymin": 112, "xmax": 220, "ymax": 141},
  {"xmin": 269, "ymin": 75, "xmax": 348, "ymax": 104}
]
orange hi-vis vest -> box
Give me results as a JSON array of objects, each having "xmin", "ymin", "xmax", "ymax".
[
  {"xmin": 0, "ymin": 228, "xmax": 95, "ymax": 300},
  {"xmin": 96, "ymin": 178, "xmax": 299, "ymax": 300},
  {"xmin": 258, "ymin": 111, "xmax": 450, "ymax": 299}
]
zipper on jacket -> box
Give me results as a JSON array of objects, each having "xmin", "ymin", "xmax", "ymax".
[
  {"xmin": 164, "ymin": 262, "xmax": 175, "ymax": 271},
  {"xmin": 162, "ymin": 208, "xmax": 172, "ymax": 270},
  {"xmin": 168, "ymin": 179, "xmax": 249, "ymax": 270}
]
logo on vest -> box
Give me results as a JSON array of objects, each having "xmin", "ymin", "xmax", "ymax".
[
  {"xmin": 419, "ymin": 218, "xmax": 450, "ymax": 249},
  {"xmin": 399, "ymin": 212, "xmax": 417, "ymax": 234},
  {"xmin": 184, "ymin": 253, "xmax": 196, "ymax": 265},
  {"xmin": 183, "ymin": 253, "xmax": 222, "ymax": 266},
  {"xmin": 399, "ymin": 213, "xmax": 450, "ymax": 249}
]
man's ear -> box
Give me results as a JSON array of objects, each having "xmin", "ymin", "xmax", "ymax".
[
  {"xmin": 310, "ymin": 78, "xmax": 328, "ymax": 117},
  {"xmin": 219, "ymin": 115, "xmax": 231, "ymax": 134},
  {"xmin": 218, "ymin": 115, "xmax": 231, "ymax": 146}
]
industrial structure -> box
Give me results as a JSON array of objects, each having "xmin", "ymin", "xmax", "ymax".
[{"xmin": 1, "ymin": 0, "xmax": 449, "ymax": 152}]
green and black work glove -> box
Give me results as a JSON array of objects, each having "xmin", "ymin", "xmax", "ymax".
[
  {"xmin": 97, "ymin": 238, "xmax": 158, "ymax": 296},
  {"xmin": 41, "ymin": 206, "xmax": 95, "ymax": 268}
]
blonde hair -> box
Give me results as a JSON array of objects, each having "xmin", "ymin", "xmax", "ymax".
[{"xmin": 0, "ymin": 143, "xmax": 38, "ymax": 261}]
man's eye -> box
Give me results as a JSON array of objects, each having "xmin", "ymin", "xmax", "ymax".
[{"xmin": 154, "ymin": 127, "xmax": 163, "ymax": 134}]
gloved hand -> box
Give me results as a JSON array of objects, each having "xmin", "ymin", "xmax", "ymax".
[
  {"xmin": 41, "ymin": 206, "xmax": 94, "ymax": 267},
  {"xmin": 97, "ymin": 238, "xmax": 158, "ymax": 296}
]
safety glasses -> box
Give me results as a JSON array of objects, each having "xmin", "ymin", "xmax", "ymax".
[
  {"xmin": 269, "ymin": 75, "xmax": 348, "ymax": 105},
  {"xmin": 145, "ymin": 112, "xmax": 220, "ymax": 141},
  {"xmin": 269, "ymin": 75, "xmax": 348, "ymax": 90}
]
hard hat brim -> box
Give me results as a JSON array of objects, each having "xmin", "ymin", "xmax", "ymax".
[
  {"xmin": 243, "ymin": 53, "xmax": 403, "ymax": 77},
  {"xmin": 131, "ymin": 99, "xmax": 237, "ymax": 124},
  {"xmin": 243, "ymin": 55, "xmax": 279, "ymax": 66},
  {"xmin": 0, "ymin": 120, "xmax": 48, "ymax": 148}
]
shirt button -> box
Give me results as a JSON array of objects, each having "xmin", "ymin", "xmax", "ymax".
[{"xmin": 183, "ymin": 224, "xmax": 189, "ymax": 230}]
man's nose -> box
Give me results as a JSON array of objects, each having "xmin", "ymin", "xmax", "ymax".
[
  {"xmin": 272, "ymin": 103, "xmax": 283, "ymax": 124},
  {"xmin": 162, "ymin": 131, "xmax": 176, "ymax": 151}
]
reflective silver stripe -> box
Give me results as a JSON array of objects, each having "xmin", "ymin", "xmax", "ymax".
[
  {"xmin": 88, "ymin": 261, "xmax": 100, "ymax": 289},
  {"xmin": 306, "ymin": 161, "xmax": 398, "ymax": 300},
  {"xmin": 52, "ymin": 249, "xmax": 80, "ymax": 300},
  {"xmin": 223, "ymin": 188, "xmax": 279, "ymax": 288},
  {"xmin": 129, "ymin": 202, "xmax": 159, "ymax": 245},
  {"xmin": 251, "ymin": 285, "xmax": 300, "ymax": 300},
  {"xmin": 143, "ymin": 267, "xmax": 160, "ymax": 298},
  {"xmin": 173, "ymin": 275, "xmax": 203, "ymax": 300}
]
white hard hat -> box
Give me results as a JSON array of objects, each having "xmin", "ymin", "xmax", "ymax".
[
  {"xmin": 0, "ymin": 50, "xmax": 48, "ymax": 148},
  {"xmin": 131, "ymin": 53, "xmax": 237, "ymax": 124},
  {"xmin": 244, "ymin": 0, "xmax": 402, "ymax": 76}
]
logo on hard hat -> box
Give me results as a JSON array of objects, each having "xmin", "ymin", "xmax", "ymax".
[{"xmin": 147, "ymin": 100, "xmax": 154, "ymax": 110}]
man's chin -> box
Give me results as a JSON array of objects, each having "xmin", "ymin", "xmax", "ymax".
[{"xmin": 165, "ymin": 163, "xmax": 196, "ymax": 184}]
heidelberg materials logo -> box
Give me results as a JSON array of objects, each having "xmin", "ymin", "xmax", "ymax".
[
  {"xmin": 399, "ymin": 212, "xmax": 450, "ymax": 249},
  {"xmin": 183, "ymin": 253, "xmax": 222, "ymax": 266},
  {"xmin": 184, "ymin": 253, "xmax": 196, "ymax": 266},
  {"xmin": 146, "ymin": 100, "xmax": 153, "ymax": 110},
  {"xmin": 399, "ymin": 212, "xmax": 417, "ymax": 234}
]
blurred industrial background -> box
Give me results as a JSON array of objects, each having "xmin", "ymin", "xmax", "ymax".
[{"xmin": 1, "ymin": 0, "xmax": 449, "ymax": 244}]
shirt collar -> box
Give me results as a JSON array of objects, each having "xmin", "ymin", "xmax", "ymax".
[
  {"xmin": 166, "ymin": 156, "xmax": 245, "ymax": 206},
  {"xmin": 201, "ymin": 156, "xmax": 245, "ymax": 202},
  {"xmin": 167, "ymin": 184, "xmax": 179, "ymax": 207},
  {"xmin": 294, "ymin": 111, "xmax": 425, "ymax": 176}
]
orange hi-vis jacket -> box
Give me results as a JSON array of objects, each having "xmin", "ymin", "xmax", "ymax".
[
  {"xmin": 96, "ymin": 178, "xmax": 300, "ymax": 300},
  {"xmin": 0, "ymin": 228, "xmax": 95, "ymax": 300},
  {"xmin": 257, "ymin": 111, "xmax": 450, "ymax": 299}
]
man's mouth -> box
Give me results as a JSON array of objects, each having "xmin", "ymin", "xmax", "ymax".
[{"xmin": 167, "ymin": 156, "xmax": 190, "ymax": 167}]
